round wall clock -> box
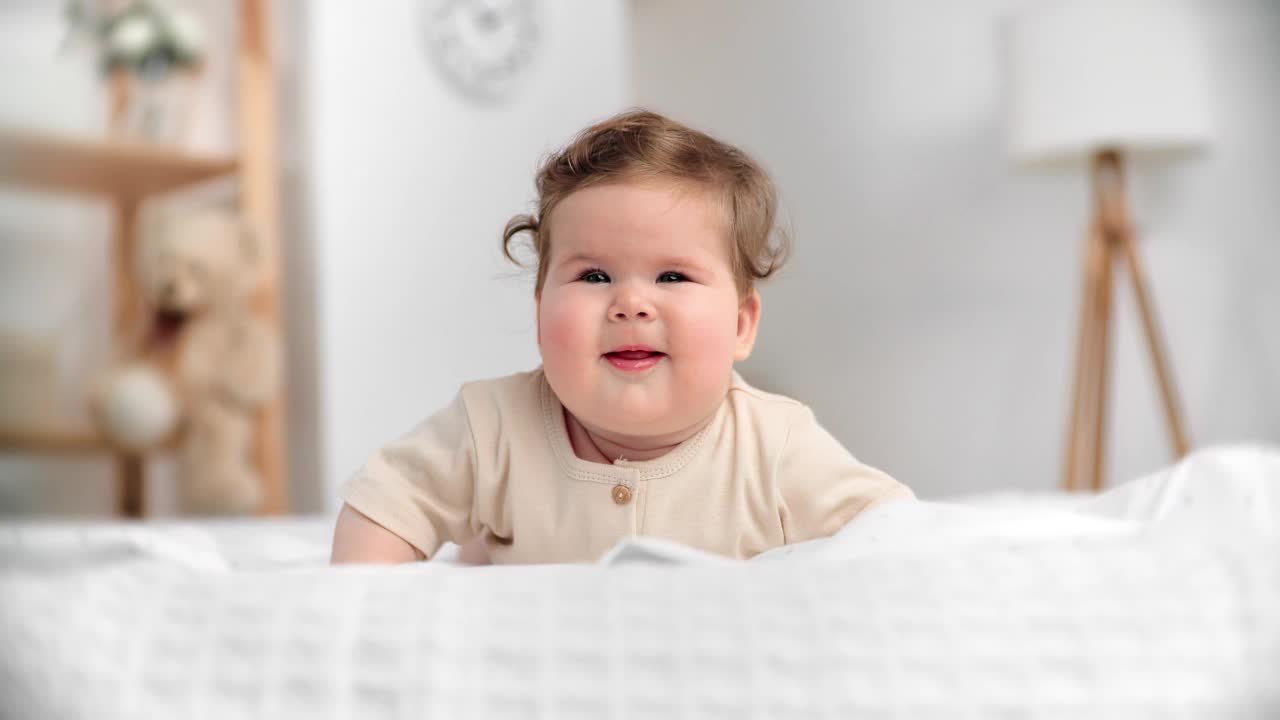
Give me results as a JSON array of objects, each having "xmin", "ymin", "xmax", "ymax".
[{"xmin": 421, "ymin": 0, "xmax": 540, "ymax": 104}]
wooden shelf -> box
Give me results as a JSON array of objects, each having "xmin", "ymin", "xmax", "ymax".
[
  {"xmin": 0, "ymin": 425, "xmax": 111, "ymax": 455},
  {"xmin": 0, "ymin": 127, "xmax": 237, "ymax": 198},
  {"xmin": 0, "ymin": 424, "xmax": 178, "ymax": 456},
  {"xmin": 0, "ymin": 1, "xmax": 288, "ymax": 516}
]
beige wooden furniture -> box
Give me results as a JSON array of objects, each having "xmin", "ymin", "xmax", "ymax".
[
  {"xmin": 1061, "ymin": 150, "xmax": 1192, "ymax": 492},
  {"xmin": 0, "ymin": 0, "xmax": 286, "ymax": 517}
]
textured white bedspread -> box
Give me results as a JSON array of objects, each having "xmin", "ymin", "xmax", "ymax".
[{"xmin": 3, "ymin": 446, "xmax": 1279, "ymax": 719}]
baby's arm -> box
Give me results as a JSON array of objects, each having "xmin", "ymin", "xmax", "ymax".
[
  {"xmin": 777, "ymin": 406, "xmax": 914, "ymax": 543},
  {"xmin": 332, "ymin": 388, "xmax": 494, "ymax": 564},
  {"xmin": 331, "ymin": 503, "xmax": 425, "ymax": 563},
  {"xmin": 331, "ymin": 503, "xmax": 491, "ymax": 564}
]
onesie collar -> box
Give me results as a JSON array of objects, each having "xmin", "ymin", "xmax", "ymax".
[{"xmin": 538, "ymin": 369, "xmax": 727, "ymax": 485}]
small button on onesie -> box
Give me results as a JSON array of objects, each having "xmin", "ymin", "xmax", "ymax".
[{"xmin": 612, "ymin": 485, "xmax": 632, "ymax": 505}]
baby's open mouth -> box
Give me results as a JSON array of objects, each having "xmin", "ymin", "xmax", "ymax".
[{"xmin": 603, "ymin": 349, "xmax": 666, "ymax": 371}]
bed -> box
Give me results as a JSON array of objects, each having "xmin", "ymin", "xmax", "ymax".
[{"xmin": 3, "ymin": 446, "xmax": 1279, "ymax": 719}]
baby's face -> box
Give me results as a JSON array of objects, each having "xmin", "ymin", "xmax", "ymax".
[{"xmin": 537, "ymin": 181, "xmax": 760, "ymax": 441}]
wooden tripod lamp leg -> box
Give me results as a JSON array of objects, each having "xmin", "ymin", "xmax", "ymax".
[
  {"xmin": 1063, "ymin": 150, "xmax": 1128, "ymax": 492},
  {"xmin": 1117, "ymin": 225, "xmax": 1192, "ymax": 457},
  {"xmin": 1062, "ymin": 149, "xmax": 1191, "ymax": 493},
  {"xmin": 1064, "ymin": 221, "xmax": 1106, "ymax": 491},
  {"xmin": 1088, "ymin": 233, "xmax": 1116, "ymax": 492}
]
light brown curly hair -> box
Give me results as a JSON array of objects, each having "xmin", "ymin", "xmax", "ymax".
[{"xmin": 503, "ymin": 109, "xmax": 790, "ymax": 298}]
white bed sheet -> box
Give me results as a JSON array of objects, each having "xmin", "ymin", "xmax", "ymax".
[{"xmin": 2, "ymin": 445, "xmax": 1279, "ymax": 719}]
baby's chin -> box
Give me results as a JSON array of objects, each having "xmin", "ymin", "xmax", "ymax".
[
  {"xmin": 577, "ymin": 406, "xmax": 678, "ymax": 438},
  {"xmin": 547, "ymin": 366, "xmax": 723, "ymax": 439},
  {"xmin": 576, "ymin": 397, "xmax": 714, "ymax": 445}
]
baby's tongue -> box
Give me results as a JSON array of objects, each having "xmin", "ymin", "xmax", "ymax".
[{"xmin": 611, "ymin": 350, "xmax": 660, "ymax": 360}]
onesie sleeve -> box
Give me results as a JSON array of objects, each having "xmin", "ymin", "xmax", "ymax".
[
  {"xmin": 338, "ymin": 391, "xmax": 480, "ymax": 559},
  {"xmin": 775, "ymin": 405, "xmax": 914, "ymax": 544}
]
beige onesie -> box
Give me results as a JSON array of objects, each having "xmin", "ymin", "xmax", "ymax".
[{"xmin": 339, "ymin": 368, "xmax": 913, "ymax": 563}]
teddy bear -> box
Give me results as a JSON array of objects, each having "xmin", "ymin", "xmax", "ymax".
[{"xmin": 91, "ymin": 206, "xmax": 280, "ymax": 515}]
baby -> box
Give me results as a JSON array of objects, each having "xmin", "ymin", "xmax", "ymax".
[{"xmin": 331, "ymin": 109, "xmax": 913, "ymax": 565}]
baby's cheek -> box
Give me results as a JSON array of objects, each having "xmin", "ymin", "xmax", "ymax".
[
  {"xmin": 681, "ymin": 306, "xmax": 739, "ymax": 352},
  {"xmin": 538, "ymin": 303, "xmax": 587, "ymax": 352},
  {"xmin": 673, "ymin": 309, "xmax": 739, "ymax": 383}
]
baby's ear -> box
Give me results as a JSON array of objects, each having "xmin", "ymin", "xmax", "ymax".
[
  {"xmin": 734, "ymin": 290, "xmax": 762, "ymax": 362},
  {"xmin": 534, "ymin": 293, "xmax": 543, "ymax": 349}
]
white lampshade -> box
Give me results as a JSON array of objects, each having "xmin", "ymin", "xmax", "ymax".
[{"xmin": 1006, "ymin": 0, "xmax": 1212, "ymax": 167}]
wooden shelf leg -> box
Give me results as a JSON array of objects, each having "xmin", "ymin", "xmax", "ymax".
[
  {"xmin": 240, "ymin": 0, "xmax": 289, "ymax": 515},
  {"xmin": 115, "ymin": 455, "xmax": 144, "ymax": 518},
  {"xmin": 111, "ymin": 198, "xmax": 148, "ymax": 517},
  {"xmin": 110, "ymin": 198, "xmax": 143, "ymax": 357}
]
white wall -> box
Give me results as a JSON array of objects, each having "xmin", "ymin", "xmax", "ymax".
[
  {"xmin": 632, "ymin": 0, "xmax": 1280, "ymax": 497},
  {"xmin": 297, "ymin": 1, "xmax": 630, "ymax": 507}
]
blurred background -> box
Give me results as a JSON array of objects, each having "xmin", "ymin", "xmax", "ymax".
[{"xmin": 0, "ymin": 0, "xmax": 1276, "ymax": 518}]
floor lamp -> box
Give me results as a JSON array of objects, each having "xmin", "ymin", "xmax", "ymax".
[{"xmin": 1006, "ymin": 0, "xmax": 1212, "ymax": 491}]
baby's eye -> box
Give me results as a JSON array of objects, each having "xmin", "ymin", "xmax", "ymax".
[
  {"xmin": 578, "ymin": 269, "xmax": 610, "ymax": 284},
  {"xmin": 657, "ymin": 271, "xmax": 688, "ymax": 283}
]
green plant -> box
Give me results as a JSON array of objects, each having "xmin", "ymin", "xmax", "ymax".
[{"xmin": 64, "ymin": 0, "xmax": 204, "ymax": 77}]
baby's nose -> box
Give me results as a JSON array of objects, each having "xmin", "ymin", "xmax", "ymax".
[{"xmin": 609, "ymin": 291, "xmax": 655, "ymax": 321}]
